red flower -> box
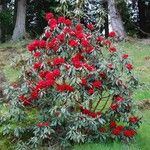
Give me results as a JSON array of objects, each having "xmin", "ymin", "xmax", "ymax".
[
  {"xmin": 36, "ymin": 80, "xmax": 54, "ymax": 90},
  {"xmin": 71, "ymin": 53, "xmax": 84, "ymax": 68},
  {"xmin": 129, "ymin": 116, "xmax": 139, "ymax": 124},
  {"xmin": 109, "ymin": 31, "xmax": 116, "ymax": 38},
  {"xmin": 85, "ymin": 46, "xmax": 95, "ymax": 53},
  {"xmin": 126, "ymin": 63, "xmax": 133, "ymax": 71},
  {"xmin": 34, "ymin": 51, "xmax": 41, "ymax": 58},
  {"xmin": 39, "ymin": 40, "xmax": 46, "ymax": 48},
  {"xmin": 87, "ymin": 23, "xmax": 94, "ymax": 30},
  {"xmin": 82, "ymin": 108, "xmax": 90, "ymax": 115},
  {"xmin": 109, "ymin": 47, "xmax": 117, "ymax": 53},
  {"xmin": 84, "ymin": 63, "xmax": 95, "ymax": 71},
  {"xmin": 52, "ymin": 69, "xmax": 61, "ymax": 77},
  {"xmin": 104, "ymin": 40, "xmax": 112, "ymax": 47},
  {"xmin": 89, "ymin": 112, "xmax": 97, "ymax": 118},
  {"xmin": 115, "ymin": 95, "xmax": 124, "ymax": 102},
  {"xmin": 88, "ymin": 88, "xmax": 94, "ymax": 95},
  {"xmin": 53, "ymin": 57, "xmax": 65, "ymax": 65},
  {"xmin": 96, "ymin": 36, "xmax": 104, "ymax": 42},
  {"xmin": 57, "ymin": 33, "xmax": 65, "ymax": 42},
  {"xmin": 99, "ymin": 127, "xmax": 107, "ymax": 133},
  {"xmin": 112, "ymin": 125, "xmax": 124, "ymax": 136},
  {"xmin": 96, "ymin": 112, "xmax": 102, "ymax": 117},
  {"xmin": 111, "ymin": 103, "xmax": 118, "ymax": 111},
  {"xmin": 58, "ymin": 16, "xmax": 66, "ymax": 24},
  {"xmin": 48, "ymin": 18, "xmax": 57, "ymax": 31},
  {"xmin": 92, "ymin": 80, "xmax": 102, "ymax": 88},
  {"xmin": 27, "ymin": 40, "xmax": 39, "ymax": 52},
  {"xmin": 123, "ymin": 129, "xmax": 136, "ymax": 137},
  {"xmin": 81, "ymin": 39, "xmax": 90, "ymax": 47},
  {"xmin": 64, "ymin": 19, "xmax": 72, "ymax": 26},
  {"xmin": 76, "ymin": 24, "xmax": 83, "ymax": 31},
  {"xmin": 110, "ymin": 121, "xmax": 117, "ymax": 128},
  {"xmin": 46, "ymin": 72, "xmax": 55, "ymax": 80},
  {"xmin": 46, "ymin": 79, "xmax": 55, "ymax": 87},
  {"xmin": 56, "ymin": 84, "xmax": 74, "ymax": 92},
  {"xmin": 45, "ymin": 32, "xmax": 52, "ymax": 38},
  {"xmin": 45, "ymin": 12, "xmax": 54, "ymax": 21},
  {"xmin": 33, "ymin": 62, "xmax": 42, "ymax": 70},
  {"xmin": 31, "ymin": 90, "xmax": 39, "ymax": 100},
  {"xmin": 122, "ymin": 54, "xmax": 129, "ymax": 59},
  {"xmin": 81, "ymin": 78, "xmax": 87, "ymax": 86},
  {"xmin": 64, "ymin": 27, "xmax": 74, "ymax": 35},
  {"xmin": 37, "ymin": 122, "xmax": 49, "ymax": 127},
  {"xmin": 107, "ymin": 63, "xmax": 113, "ymax": 69},
  {"xmin": 19, "ymin": 95, "xmax": 31, "ymax": 106},
  {"xmin": 39, "ymin": 71, "xmax": 48, "ymax": 78},
  {"xmin": 75, "ymin": 31, "xmax": 84, "ymax": 39},
  {"xmin": 72, "ymin": 53, "xmax": 84, "ymax": 62},
  {"xmin": 99, "ymin": 72, "xmax": 107, "ymax": 79},
  {"xmin": 73, "ymin": 61, "xmax": 83, "ymax": 68},
  {"xmin": 69, "ymin": 39, "xmax": 78, "ymax": 47}
]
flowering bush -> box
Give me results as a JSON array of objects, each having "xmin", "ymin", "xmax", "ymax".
[{"xmin": 5, "ymin": 12, "xmax": 141, "ymax": 149}]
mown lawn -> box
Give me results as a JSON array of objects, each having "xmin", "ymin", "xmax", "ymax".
[{"xmin": 0, "ymin": 39, "xmax": 150, "ymax": 150}]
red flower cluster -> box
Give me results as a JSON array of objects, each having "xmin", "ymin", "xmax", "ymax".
[
  {"xmin": 80, "ymin": 78, "xmax": 87, "ymax": 86},
  {"xmin": 112, "ymin": 125, "xmax": 124, "ymax": 136},
  {"xmin": 45, "ymin": 31, "xmax": 52, "ymax": 38},
  {"xmin": 109, "ymin": 31, "xmax": 116, "ymax": 38},
  {"xmin": 33, "ymin": 62, "xmax": 42, "ymax": 70},
  {"xmin": 71, "ymin": 53, "xmax": 84, "ymax": 68},
  {"xmin": 88, "ymin": 88, "xmax": 94, "ymax": 95},
  {"xmin": 87, "ymin": 23, "xmax": 94, "ymax": 30},
  {"xmin": 37, "ymin": 122, "xmax": 49, "ymax": 127},
  {"xmin": 122, "ymin": 54, "xmax": 129, "ymax": 59},
  {"xmin": 110, "ymin": 121, "xmax": 117, "ymax": 128},
  {"xmin": 115, "ymin": 95, "xmax": 124, "ymax": 102},
  {"xmin": 45, "ymin": 12, "xmax": 54, "ymax": 21},
  {"xmin": 27, "ymin": 40, "xmax": 46, "ymax": 52},
  {"xmin": 80, "ymin": 106, "xmax": 102, "ymax": 118},
  {"xmin": 110, "ymin": 103, "xmax": 118, "ymax": 111},
  {"xmin": 69, "ymin": 39, "xmax": 78, "ymax": 47},
  {"xmin": 126, "ymin": 63, "xmax": 133, "ymax": 71},
  {"xmin": 96, "ymin": 36, "xmax": 104, "ymax": 42},
  {"xmin": 123, "ymin": 129, "xmax": 136, "ymax": 137},
  {"xmin": 84, "ymin": 63, "xmax": 96, "ymax": 71},
  {"xmin": 56, "ymin": 84, "xmax": 74, "ymax": 92},
  {"xmin": 109, "ymin": 47, "xmax": 117, "ymax": 53},
  {"xmin": 92, "ymin": 80, "xmax": 102, "ymax": 89},
  {"xmin": 99, "ymin": 127, "xmax": 107, "ymax": 133},
  {"xmin": 53, "ymin": 57, "xmax": 65, "ymax": 65},
  {"xmin": 129, "ymin": 116, "xmax": 139, "ymax": 124},
  {"xmin": 19, "ymin": 95, "xmax": 31, "ymax": 106},
  {"xmin": 34, "ymin": 51, "xmax": 42, "ymax": 58},
  {"xmin": 36, "ymin": 79, "xmax": 55, "ymax": 90}
]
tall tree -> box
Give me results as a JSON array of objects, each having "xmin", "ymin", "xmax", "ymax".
[
  {"xmin": 0, "ymin": 2, "xmax": 2, "ymax": 42},
  {"xmin": 12, "ymin": 0, "xmax": 26, "ymax": 41},
  {"xmin": 108, "ymin": 0, "xmax": 126, "ymax": 40}
]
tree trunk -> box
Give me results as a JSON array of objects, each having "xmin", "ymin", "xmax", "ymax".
[
  {"xmin": 138, "ymin": 0, "xmax": 146, "ymax": 37},
  {"xmin": 108, "ymin": 0, "xmax": 126, "ymax": 40},
  {"xmin": 12, "ymin": 0, "xmax": 26, "ymax": 41},
  {"xmin": 0, "ymin": 3, "xmax": 2, "ymax": 42}
]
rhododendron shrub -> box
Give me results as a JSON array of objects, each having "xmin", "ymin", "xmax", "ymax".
[{"xmin": 6, "ymin": 13, "xmax": 141, "ymax": 148}]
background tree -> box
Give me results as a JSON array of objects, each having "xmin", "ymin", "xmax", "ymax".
[
  {"xmin": 12, "ymin": 0, "xmax": 27, "ymax": 41},
  {"xmin": 108, "ymin": 0, "xmax": 126, "ymax": 40},
  {"xmin": 0, "ymin": 1, "xmax": 2, "ymax": 42}
]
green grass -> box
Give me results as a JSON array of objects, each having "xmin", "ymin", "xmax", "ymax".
[{"xmin": 0, "ymin": 40, "xmax": 150, "ymax": 149}]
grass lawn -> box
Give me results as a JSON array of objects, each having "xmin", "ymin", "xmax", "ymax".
[{"xmin": 0, "ymin": 39, "xmax": 150, "ymax": 149}]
